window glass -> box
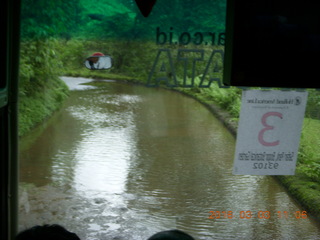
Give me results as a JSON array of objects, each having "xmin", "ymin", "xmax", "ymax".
[{"xmin": 17, "ymin": 1, "xmax": 320, "ymax": 240}]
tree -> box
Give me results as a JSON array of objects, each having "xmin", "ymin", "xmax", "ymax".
[{"xmin": 21, "ymin": 0, "xmax": 83, "ymax": 39}]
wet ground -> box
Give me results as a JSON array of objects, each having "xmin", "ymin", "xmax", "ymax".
[{"xmin": 18, "ymin": 77, "xmax": 320, "ymax": 239}]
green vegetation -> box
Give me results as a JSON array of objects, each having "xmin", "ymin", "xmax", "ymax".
[
  {"xmin": 299, "ymin": 118, "xmax": 320, "ymax": 181},
  {"xmin": 18, "ymin": 77, "xmax": 68, "ymax": 136},
  {"xmin": 19, "ymin": 0, "xmax": 320, "ymax": 220},
  {"xmin": 19, "ymin": 39, "xmax": 69, "ymax": 137}
]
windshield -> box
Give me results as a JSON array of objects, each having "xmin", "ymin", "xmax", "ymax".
[{"xmin": 17, "ymin": 1, "xmax": 320, "ymax": 239}]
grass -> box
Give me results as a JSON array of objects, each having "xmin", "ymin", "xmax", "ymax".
[
  {"xmin": 300, "ymin": 118, "xmax": 320, "ymax": 158},
  {"xmin": 18, "ymin": 77, "xmax": 69, "ymax": 137}
]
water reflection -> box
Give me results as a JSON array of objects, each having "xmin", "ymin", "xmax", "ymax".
[
  {"xmin": 19, "ymin": 77, "xmax": 320, "ymax": 240},
  {"xmin": 74, "ymin": 128, "xmax": 131, "ymax": 195}
]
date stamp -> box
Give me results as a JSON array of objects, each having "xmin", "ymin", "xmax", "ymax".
[{"xmin": 208, "ymin": 211, "xmax": 308, "ymax": 220}]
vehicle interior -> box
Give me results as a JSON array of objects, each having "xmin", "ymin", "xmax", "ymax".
[{"xmin": 2, "ymin": 0, "xmax": 320, "ymax": 239}]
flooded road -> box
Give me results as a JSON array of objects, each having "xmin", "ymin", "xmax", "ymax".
[{"xmin": 19, "ymin": 77, "xmax": 320, "ymax": 239}]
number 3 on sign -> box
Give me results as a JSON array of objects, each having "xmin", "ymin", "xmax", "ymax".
[{"xmin": 258, "ymin": 112, "xmax": 283, "ymax": 146}]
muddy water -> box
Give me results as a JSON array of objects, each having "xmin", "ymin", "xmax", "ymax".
[{"xmin": 18, "ymin": 77, "xmax": 320, "ymax": 240}]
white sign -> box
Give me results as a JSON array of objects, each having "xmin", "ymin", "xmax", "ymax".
[{"xmin": 233, "ymin": 90, "xmax": 308, "ymax": 175}]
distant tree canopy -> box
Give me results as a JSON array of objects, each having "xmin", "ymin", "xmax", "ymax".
[
  {"xmin": 21, "ymin": 0, "xmax": 226, "ymax": 41},
  {"xmin": 21, "ymin": 0, "xmax": 83, "ymax": 39}
]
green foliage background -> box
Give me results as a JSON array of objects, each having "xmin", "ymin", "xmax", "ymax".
[
  {"xmin": 21, "ymin": 0, "xmax": 226, "ymax": 40},
  {"xmin": 18, "ymin": 0, "xmax": 227, "ymax": 137}
]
